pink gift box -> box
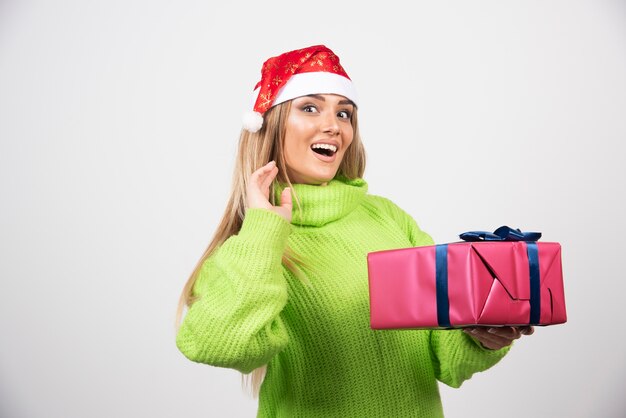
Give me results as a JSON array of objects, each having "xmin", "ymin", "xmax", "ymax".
[{"xmin": 367, "ymin": 241, "xmax": 567, "ymax": 329}]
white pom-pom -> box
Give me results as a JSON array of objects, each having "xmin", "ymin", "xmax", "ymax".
[{"xmin": 242, "ymin": 111, "xmax": 263, "ymax": 133}]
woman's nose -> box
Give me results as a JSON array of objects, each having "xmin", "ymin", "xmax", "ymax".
[{"xmin": 321, "ymin": 112, "xmax": 340, "ymax": 135}]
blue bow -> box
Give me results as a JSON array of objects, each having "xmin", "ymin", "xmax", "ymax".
[{"xmin": 459, "ymin": 226, "xmax": 542, "ymax": 242}]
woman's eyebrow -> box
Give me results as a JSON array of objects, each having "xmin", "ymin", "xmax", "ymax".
[{"xmin": 306, "ymin": 94, "xmax": 354, "ymax": 106}]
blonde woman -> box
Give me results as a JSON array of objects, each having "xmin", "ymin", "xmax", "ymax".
[{"xmin": 176, "ymin": 45, "xmax": 532, "ymax": 417}]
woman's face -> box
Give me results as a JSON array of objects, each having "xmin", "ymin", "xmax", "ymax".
[{"xmin": 283, "ymin": 94, "xmax": 354, "ymax": 185}]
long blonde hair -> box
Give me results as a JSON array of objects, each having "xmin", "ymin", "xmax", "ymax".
[{"xmin": 176, "ymin": 99, "xmax": 366, "ymax": 395}]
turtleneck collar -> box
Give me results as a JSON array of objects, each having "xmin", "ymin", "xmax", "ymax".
[{"xmin": 275, "ymin": 177, "xmax": 368, "ymax": 227}]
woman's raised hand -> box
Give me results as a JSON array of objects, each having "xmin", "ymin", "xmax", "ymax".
[{"xmin": 246, "ymin": 161, "xmax": 292, "ymax": 222}]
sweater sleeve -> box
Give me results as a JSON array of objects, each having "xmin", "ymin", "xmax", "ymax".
[
  {"xmin": 429, "ymin": 330, "xmax": 510, "ymax": 388},
  {"xmin": 176, "ymin": 209, "xmax": 292, "ymax": 374},
  {"xmin": 377, "ymin": 196, "xmax": 511, "ymax": 387}
]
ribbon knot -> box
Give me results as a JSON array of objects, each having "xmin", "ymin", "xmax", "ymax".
[{"xmin": 459, "ymin": 226, "xmax": 541, "ymax": 242}]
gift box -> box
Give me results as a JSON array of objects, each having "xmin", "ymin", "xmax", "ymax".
[{"xmin": 367, "ymin": 227, "xmax": 567, "ymax": 329}]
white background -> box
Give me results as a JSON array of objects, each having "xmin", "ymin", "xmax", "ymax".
[{"xmin": 1, "ymin": 1, "xmax": 625, "ymax": 417}]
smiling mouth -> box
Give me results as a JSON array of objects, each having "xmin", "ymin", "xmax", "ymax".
[{"xmin": 311, "ymin": 143, "xmax": 338, "ymax": 157}]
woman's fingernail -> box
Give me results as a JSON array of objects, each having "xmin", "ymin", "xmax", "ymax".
[{"xmin": 487, "ymin": 327, "xmax": 497, "ymax": 334}]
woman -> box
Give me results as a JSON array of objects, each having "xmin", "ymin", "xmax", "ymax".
[{"xmin": 176, "ymin": 45, "xmax": 532, "ymax": 417}]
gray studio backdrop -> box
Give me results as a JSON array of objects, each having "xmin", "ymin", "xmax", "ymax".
[{"xmin": 1, "ymin": 1, "xmax": 625, "ymax": 417}]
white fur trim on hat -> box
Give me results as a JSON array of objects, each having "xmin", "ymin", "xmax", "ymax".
[{"xmin": 273, "ymin": 72, "xmax": 358, "ymax": 107}]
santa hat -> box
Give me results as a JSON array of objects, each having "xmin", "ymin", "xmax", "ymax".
[{"xmin": 242, "ymin": 45, "xmax": 358, "ymax": 133}]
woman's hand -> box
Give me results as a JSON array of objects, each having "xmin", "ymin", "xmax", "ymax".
[
  {"xmin": 246, "ymin": 161, "xmax": 292, "ymax": 222},
  {"xmin": 463, "ymin": 326, "xmax": 534, "ymax": 350}
]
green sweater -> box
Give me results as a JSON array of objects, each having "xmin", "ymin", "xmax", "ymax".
[{"xmin": 176, "ymin": 177, "xmax": 509, "ymax": 417}]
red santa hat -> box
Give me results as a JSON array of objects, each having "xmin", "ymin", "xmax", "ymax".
[{"xmin": 242, "ymin": 45, "xmax": 358, "ymax": 133}]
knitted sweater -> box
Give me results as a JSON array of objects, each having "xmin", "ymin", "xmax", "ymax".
[{"xmin": 176, "ymin": 177, "xmax": 510, "ymax": 417}]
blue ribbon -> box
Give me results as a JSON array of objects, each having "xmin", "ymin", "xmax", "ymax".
[
  {"xmin": 435, "ymin": 244, "xmax": 451, "ymax": 327},
  {"xmin": 459, "ymin": 226, "xmax": 541, "ymax": 242},
  {"xmin": 527, "ymin": 242, "xmax": 541, "ymax": 325},
  {"xmin": 434, "ymin": 227, "xmax": 542, "ymax": 326}
]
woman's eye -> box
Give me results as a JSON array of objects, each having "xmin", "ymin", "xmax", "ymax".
[
  {"xmin": 302, "ymin": 105, "xmax": 318, "ymax": 113},
  {"xmin": 338, "ymin": 110, "xmax": 351, "ymax": 119}
]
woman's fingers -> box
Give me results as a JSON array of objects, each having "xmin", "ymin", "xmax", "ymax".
[
  {"xmin": 464, "ymin": 328, "xmax": 511, "ymax": 350},
  {"xmin": 280, "ymin": 187, "xmax": 292, "ymax": 209},
  {"xmin": 487, "ymin": 326, "xmax": 521, "ymax": 340},
  {"xmin": 275, "ymin": 187, "xmax": 292, "ymax": 222},
  {"xmin": 250, "ymin": 161, "xmax": 277, "ymax": 188},
  {"xmin": 463, "ymin": 326, "xmax": 532, "ymax": 350},
  {"xmin": 246, "ymin": 161, "xmax": 292, "ymax": 222},
  {"xmin": 520, "ymin": 326, "xmax": 535, "ymax": 335},
  {"xmin": 489, "ymin": 326, "xmax": 534, "ymax": 338},
  {"xmin": 260, "ymin": 166, "xmax": 279, "ymax": 193},
  {"xmin": 247, "ymin": 162, "xmax": 276, "ymax": 207}
]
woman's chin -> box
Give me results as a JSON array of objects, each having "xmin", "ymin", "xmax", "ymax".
[
  {"xmin": 311, "ymin": 173, "xmax": 338, "ymax": 185},
  {"xmin": 289, "ymin": 169, "xmax": 339, "ymax": 185}
]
